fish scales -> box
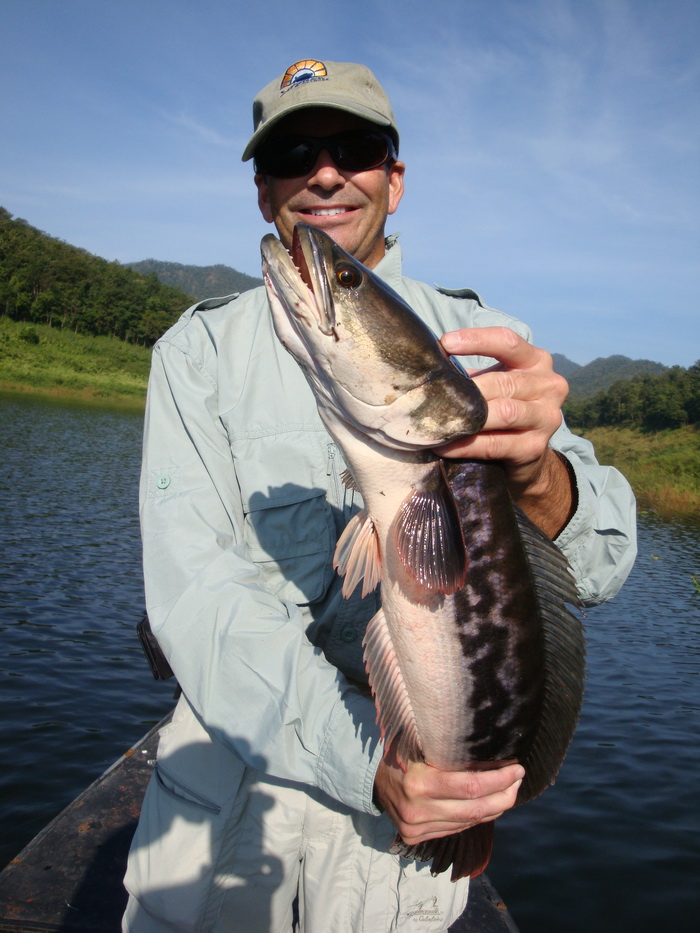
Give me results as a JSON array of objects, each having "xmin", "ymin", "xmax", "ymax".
[{"xmin": 261, "ymin": 223, "xmax": 585, "ymax": 881}]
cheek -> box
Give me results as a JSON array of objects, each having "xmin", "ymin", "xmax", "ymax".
[{"xmin": 258, "ymin": 178, "xmax": 295, "ymax": 225}]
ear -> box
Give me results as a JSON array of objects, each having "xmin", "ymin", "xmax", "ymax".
[
  {"xmin": 387, "ymin": 161, "xmax": 405, "ymax": 216},
  {"xmin": 255, "ymin": 173, "xmax": 274, "ymax": 224}
]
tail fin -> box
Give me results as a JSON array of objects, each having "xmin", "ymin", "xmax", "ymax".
[{"xmin": 390, "ymin": 822, "xmax": 494, "ymax": 882}]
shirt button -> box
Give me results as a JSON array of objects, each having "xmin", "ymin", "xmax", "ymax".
[
  {"xmin": 340, "ymin": 626, "xmax": 357, "ymax": 643},
  {"xmin": 156, "ymin": 474, "xmax": 171, "ymax": 490}
]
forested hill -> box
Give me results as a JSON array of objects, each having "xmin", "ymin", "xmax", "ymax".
[
  {"xmin": 554, "ymin": 350, "xmax": 698, "ymax": 431},
  {"xmin": 559, "ymin": 354, "xmax": 668, "ymax": 399},
  {"xmin": 551, "ymin": 353, "xmax": 582, "ymax": 379},
  {"xmin": 0, "ymin": 207, "xmax": 192, "ymax": 344},
  {"xmin": 126, "ymin": 259, "xmax": 261, "ymax": 300},
  {"xmin": 564, "ymin": 362, "xmax": 699, "ymax": 430}
]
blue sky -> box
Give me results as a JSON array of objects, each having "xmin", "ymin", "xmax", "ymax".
[{"xmin": 3, "ymin": 0, "xmax": 698, "ymax": 366}]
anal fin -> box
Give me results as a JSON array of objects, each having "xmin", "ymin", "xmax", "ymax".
[
  {"xmin": 391, "ymin": 821, "xmax": 494, "ymax": 881},
  {"xmin": 362, "ymin": 607, "xmax": 421, "ymax": 769}
]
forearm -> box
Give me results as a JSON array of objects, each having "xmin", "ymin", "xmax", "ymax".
[{"xmin": 508, "ymin": 447, "xmax": 577, "ymax": 539}]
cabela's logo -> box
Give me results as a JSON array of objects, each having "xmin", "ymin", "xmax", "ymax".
[
  {"xmin": 406, "ymin": 895, "xmax": 444, "ymax": 922},
  {"xmin": 280, "ymin": 59, "xmax": 327, "ymax": 92}
]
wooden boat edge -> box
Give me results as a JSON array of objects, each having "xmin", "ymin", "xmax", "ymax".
[{"xmin": 0, "ymin": 716, "xmax": 519, "ymax": 932}]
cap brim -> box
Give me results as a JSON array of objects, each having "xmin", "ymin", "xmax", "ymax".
[{"xmin": 242, "ymin": 100, "xmax": 395, "ymax": 162}]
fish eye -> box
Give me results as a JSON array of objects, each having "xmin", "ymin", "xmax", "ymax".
[{"xmin": 335, "ymin": 263, "xmax": 362, "ymax": 289}]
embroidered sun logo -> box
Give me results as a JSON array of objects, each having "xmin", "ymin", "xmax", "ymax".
[{"xmin": 280, "ymin": 60, "xmax": 327, "ymax": 89}]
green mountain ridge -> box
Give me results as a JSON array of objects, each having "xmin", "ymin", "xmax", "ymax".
[
  {"xmin": 555, "ymin": 353, "xmax": 668, "ymax": 399},
  {"xmin": 125, "ymin": 259, "xmax": 262, "ymax": 302},
  {"xmin": 551, "ymin": 353, "xmax": 582, "ymax": 379}
]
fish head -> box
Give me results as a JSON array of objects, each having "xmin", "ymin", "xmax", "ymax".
[{"xmin": 261, "ymin": 223, "xmax": 487, "ymax": 449}]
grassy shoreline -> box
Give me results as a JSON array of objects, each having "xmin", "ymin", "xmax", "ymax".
[
  {"xmin": 0, "ymin": 316, "xmax": 149, "ymax": 412},
  {"xmin": 1, "ymin": 317, "xmax": 697, "ymax": 518},
  {"xmin": 0, "ymin": 378, "xmax": 146, "ymax": 412},
  {"xmin": 574, "ymin": 424, "xmax": 699, "ymax": 519}
]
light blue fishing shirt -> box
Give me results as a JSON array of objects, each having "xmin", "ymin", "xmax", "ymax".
[{"xmin": 140, "ymin": 236, "xmax": 637, "ymax": 816}]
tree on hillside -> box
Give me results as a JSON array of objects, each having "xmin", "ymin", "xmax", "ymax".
[
  {"xmin": 0, "ymin": 207, "xmax": 191, "ymax": 345},
  {"xmin": 565, "ymin": 362, "xmax": 700, "ymax": 430}
]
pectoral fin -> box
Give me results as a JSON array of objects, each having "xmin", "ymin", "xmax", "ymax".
[
  {"xmin": 394, "ymin": 462, "xmax": 468, "ymax": 594},
  {"xmin": 333, "ymin": 509, "xmax": 381, "ymax": 598},
  {"xmin": 340, "ymin": 468, "xmax": 360, "ymax": 491}
]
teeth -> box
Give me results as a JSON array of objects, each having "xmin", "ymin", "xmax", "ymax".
[{"xmin": 307, "ymin": 208, "xmax": 348, "ymax": 216}]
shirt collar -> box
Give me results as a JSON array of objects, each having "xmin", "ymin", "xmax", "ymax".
[{"xmin": 373, "ymin": 233, "xmax": 404, "ymax": 291}]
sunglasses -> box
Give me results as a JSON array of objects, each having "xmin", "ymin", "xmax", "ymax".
[{"xmin": 254, "ymin": 129, "xmax": 397, "ymax": 179}]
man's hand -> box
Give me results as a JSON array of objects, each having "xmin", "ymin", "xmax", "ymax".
[
  {"xmin": 374, "ymin": 751, "xmax": 524, "ymax": 847},
  {"xmin": 438, "ymin": 326, "xmax": 575, "ymax": 538}
]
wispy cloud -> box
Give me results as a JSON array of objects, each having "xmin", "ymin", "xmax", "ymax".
[{"xmin": 162, "ymin": 111, "xmax": 241, "ymax": 149}]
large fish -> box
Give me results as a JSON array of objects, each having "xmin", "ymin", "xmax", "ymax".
[{"xmin": 261, "ymin": 223, "xmax": 585, "ymax": 881}]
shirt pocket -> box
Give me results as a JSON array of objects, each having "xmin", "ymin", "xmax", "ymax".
[{"xmin": 231, "ymin": 428, "xmax": 336, "ymax": 606}]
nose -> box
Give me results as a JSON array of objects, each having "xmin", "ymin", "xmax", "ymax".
[{"xmin": 306, "ymin": 148, "xmax": 345, "ymax": 190}]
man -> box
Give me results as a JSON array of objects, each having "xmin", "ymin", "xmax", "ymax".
[{"xmin": 123, "ymin": 60, "xmax": 636, "ymax": 932}]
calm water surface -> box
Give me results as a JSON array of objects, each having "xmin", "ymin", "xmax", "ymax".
[
  {"xmin": 1, "ymin": 395, "xmax": 699, "ymax": 932},
  {"xmin": 0, "ymin": 395, "xmax": 173, "ymax": 868}
]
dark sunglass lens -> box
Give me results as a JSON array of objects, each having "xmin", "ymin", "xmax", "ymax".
[
  {"xmin": 335, "ymin": 133, "xmax": 391, "ymax": 171},
  {"xmin": 255, "ymin": 137, "xmax": 318, "ymax": 178},
  {"xmin": 278, "ymin": 139, "xmax": 317, "ymax": 177}
]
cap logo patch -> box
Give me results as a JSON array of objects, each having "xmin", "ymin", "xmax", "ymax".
[{"xmin": 280, "ymin": 59, "xmax": 327, "ymax": 93}]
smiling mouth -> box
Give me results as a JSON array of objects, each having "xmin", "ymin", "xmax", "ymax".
[{"xmin": 301, "ymin": 207, "xmax": 353, "ymax": 217}]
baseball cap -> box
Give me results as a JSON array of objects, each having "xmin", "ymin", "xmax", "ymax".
[{"xmin": 242, "ymin": 59, "xmax": 399, "ymax": 161}]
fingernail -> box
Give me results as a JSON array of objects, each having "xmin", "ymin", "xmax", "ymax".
[{"xmin": 441, "ymin": 332, "xmax": 460, "ymax": 352}]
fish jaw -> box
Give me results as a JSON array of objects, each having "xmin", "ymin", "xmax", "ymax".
[
  {"xmin": 261, "ymin": 233, "xmax": 330, "ymax": 363},
  {"xmin": 261, "ymin": 224, "xmax": 488, "ymax": 450}
]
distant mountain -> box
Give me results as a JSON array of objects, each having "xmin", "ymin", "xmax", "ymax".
[
  {"xmin": 552, "ymin": 353, "xmax": 582, "ymax": 379},
  {"xmin": 565, "ymin": 355, "xmax": 667, "ymax": 398},
  {"xmin": 125, "ymin": 259, "xmax": 262, "ymax": 302}
]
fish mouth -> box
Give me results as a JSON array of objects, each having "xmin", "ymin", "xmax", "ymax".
[
  {"xmin": 262, "ymin": 224, "xmax": 336, "ymax": 338},
  {"xmin": 292, "ymin": 224, "xmax": 336, "ymax": 337}
]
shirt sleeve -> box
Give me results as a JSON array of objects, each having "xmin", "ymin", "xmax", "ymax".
[
  {"xmin": 550, "ymin": 421, "xmax": 637, "ymax": 606},
  {"xmin": 140, "ymin": 333, "xmax": 382, "ymax": 814}
]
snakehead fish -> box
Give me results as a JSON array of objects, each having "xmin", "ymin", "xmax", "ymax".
[{"xmin": 260, "ymin": 223, "xmax": 585, "ymax": 881}]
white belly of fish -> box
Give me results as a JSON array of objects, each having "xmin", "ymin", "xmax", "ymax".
[{"xmin": 351, "ymin": 455, "xmax": 477, "ymax": 772}]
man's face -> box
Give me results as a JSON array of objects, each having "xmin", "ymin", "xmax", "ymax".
[{"xmin": 255, "ymin": 108, "xmax": 405, "ymax": 269}]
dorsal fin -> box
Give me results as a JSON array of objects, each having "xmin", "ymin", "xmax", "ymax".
[
  {"xmin": 512, "ymin": 505, "xmax": 586, "ymax": 803},
  {"xmin": 394, "ymin": 461, "xmax": 468, "ymax": 594},
  {"xmin": 362, "ymin": 608, "xmax": 422, "ymax": 769},
  {"xmin": 333, "ymin": 509, "xmax": 382, "ymax": 598}
]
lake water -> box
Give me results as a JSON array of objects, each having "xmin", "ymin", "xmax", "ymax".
[{"xmin": 1, "ymin": 395, "xmax": 699, "ymax": 932}]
